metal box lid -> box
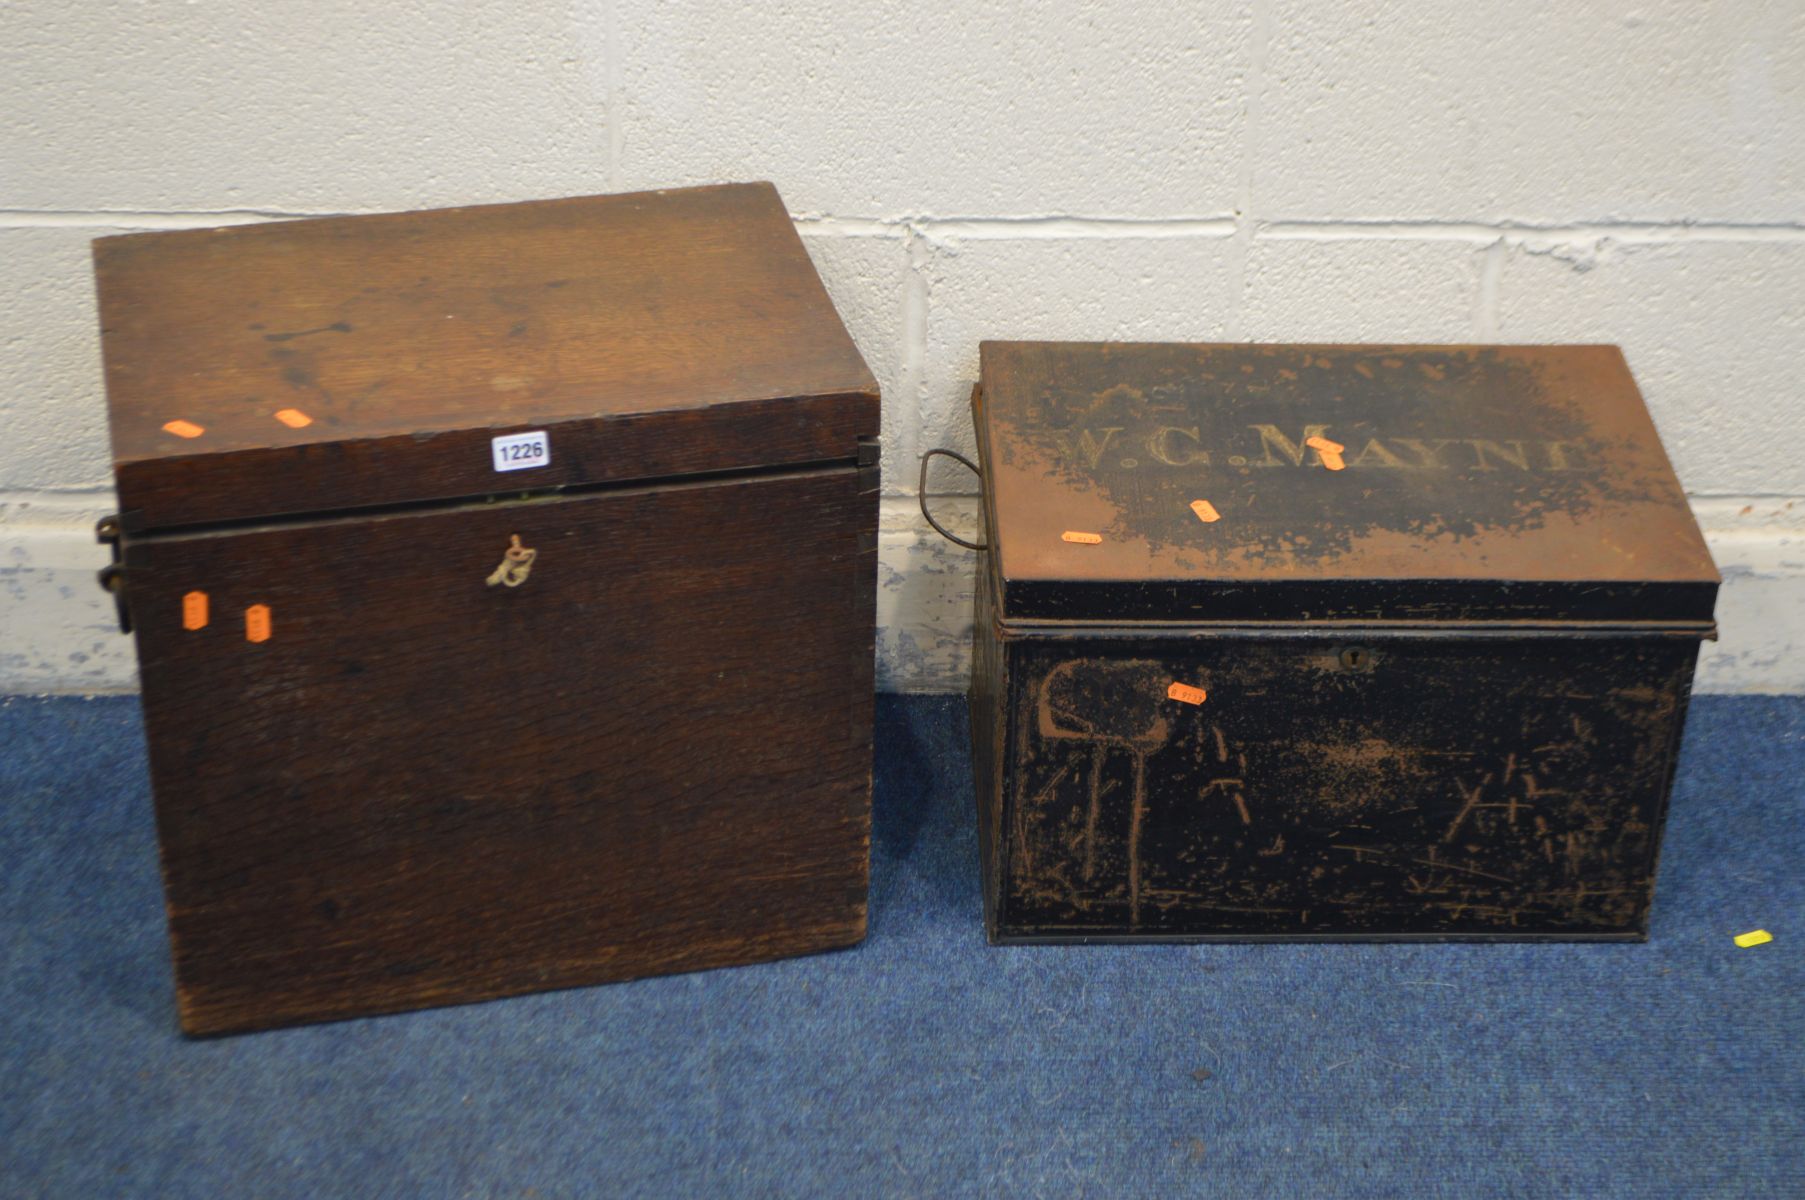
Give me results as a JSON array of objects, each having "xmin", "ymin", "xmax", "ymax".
[
  {"xmin": 974, "ymin": 342, "xmax": 1718, "ymax": 628},
  {"xmin": 94, "ymin": 183, "xmax": 876, "ymax": 532}
]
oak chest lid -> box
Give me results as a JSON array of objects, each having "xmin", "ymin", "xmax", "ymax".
[
  {"xmin": 94, "ymin": 183, "xmax": 876, "ymax": 531},
  {"xmin": 975, "ymin": 342, "xmax": 1718, "ymax": 626}
]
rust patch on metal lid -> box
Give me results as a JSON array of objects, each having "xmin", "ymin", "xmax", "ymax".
[{"xmin": 973, "ymin": 342, "xmax": 1719, "ymax": 623}]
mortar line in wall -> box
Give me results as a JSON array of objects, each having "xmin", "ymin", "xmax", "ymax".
[
  {"xmin": 792, "ymin": 216, "xmax": 911, "ymax": 237},
  {"xmin": 0, "ymin": 208, "xmax": 1222, "ymax": 236},
  {"xmin": 900, "ymin": 225, "xmax": 933, "ymax": 483},
  {"xmin": 1226, "ymin": 0, "xmax": 1275, "ymax": 340},
  {"xmin": 800, "ymin": 213, "xmax": 1805, "ymax": 243},
  {"xmin": 807, "ymin": 215, "xmax": 1241, "ymax": 241},
  {"xmin": 798, "ymin": 216, "xmax": 1805, "ymax": 243},
  {"xmin": 604, "ymin": 0, "xmax": 623, "ymax": 187},
  {"xmin": 1258, "ymin": 219, "xmax": 1805, "ymax": 243},
  {"xmin": 929, "ymin": 216, "xmax": 1240, "ymax": 240},
  {"xmin": 808, "ymin": 216, "xmax": 1805, "ymax": 243},
  {"xmin": 0, "ymin": 487, "xmax": 116, "ymax": 505},
  {"xmin": 0, "ymin": 209, "xmax": 354, "ymax": 230},
  {"xmin": 1475, "ymin": 240, "xmax": 1505, "ymax": 338},
  {"xmin": 11, "ymin": 208, "xmax": 1803, "ymax": 243}
]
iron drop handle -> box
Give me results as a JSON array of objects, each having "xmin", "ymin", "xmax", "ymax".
[{"xmin": 918, "ymin": 449, "xmax": 988, "ymax": 552}]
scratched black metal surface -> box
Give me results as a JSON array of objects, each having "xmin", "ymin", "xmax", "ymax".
[{"xmin": 990, "ymin": 635, "xmax": 1696, "ymax": 939}]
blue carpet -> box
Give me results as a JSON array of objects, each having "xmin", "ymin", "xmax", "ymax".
[{"xmin": 1, "ymin": 693, "xmax": 1800, "ymax": 1198}]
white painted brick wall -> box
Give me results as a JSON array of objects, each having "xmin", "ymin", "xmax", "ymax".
[
  {"xmin": 616, "ymin": 3, "xmax": 1253, "ymax": 217},
  {"xmin": 1257, "ymin": 1, "xmax": 1805, "ymax": 223},
  {"xmin": 919, "ymin": 231, "xmax": 1242, "ymax": 484},
  {"xmin": 3, "ymin": 2, "xmax": 615, "ymax": 213},
  {"xmin": 1241, "ymin": 239, "xmax": 1485, "ymax": 342},
  {"xmin": 3, "ymin": 1, "xmax": 1803, "ymax": 693},
  {"xmin": 1495, "ymin": 239, "xmax": 1805, "ymax": 495},
  {"xmin": 0, "ymin": 228, "xmax": 114, "ymax": 491}
]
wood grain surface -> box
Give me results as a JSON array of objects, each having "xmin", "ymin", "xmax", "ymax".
[
  {"xmin": 128, "ymin": 465, "xmax": 877, "ymax": 1034},
  {"xmin": 94, "ymin": 184, "xmax": 877, "ymax": 530}
]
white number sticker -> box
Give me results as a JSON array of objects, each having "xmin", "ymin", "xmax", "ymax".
[{"xmin": 491, "ymin": 430, "xmax": 550, "ymax": 473}]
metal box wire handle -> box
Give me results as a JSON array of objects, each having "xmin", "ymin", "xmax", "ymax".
[{"xmin": 918, "ymin": 449, "xmax": 988, "ymax": 551}]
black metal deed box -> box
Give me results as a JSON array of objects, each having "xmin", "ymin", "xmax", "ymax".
[{"xmin": 957, "ymin": 342, "xmax": 1718, "ymax": 942}]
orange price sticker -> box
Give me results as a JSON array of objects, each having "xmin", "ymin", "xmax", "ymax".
[
  {"xmin": 244, "ymin": 604, "xmax": 272, "ymax": 644},
  {"xmin": 1190, "ymin": 499, "xmax": 1221, "ymax": 523},
  {"xmin": 181, "ymin": 590, "xmax": 209, "ymax": 631},
  {"xmin": 161, "ymin": 419, "xmax": 205, "ymax": 439},
  {"xmin": 1167, "ymin": 682, "xmax": 1208, "ymax": 706},
  {"xmin": 1061, "ymin": 530, "xmax": 1103, "ymax": 545},
  {"xmin": 1305, "ymin": 435, "xmax": 1346, "ymax": 471},
  {"xmin": 274, "ymin": 408, "xmax": 313, "ymax": 429}
]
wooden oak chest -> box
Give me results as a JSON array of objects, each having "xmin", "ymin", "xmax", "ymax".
[
  {"xmin": 93, "ymin": 184, "xmax": 879, "ymax": 1033},
  {"xmin": 962, "ymin": 342, "xmax": 1717, "ymax": 943}
]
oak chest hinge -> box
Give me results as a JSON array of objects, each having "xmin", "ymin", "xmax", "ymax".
[
  {"xmin": 856, "ymin": 436, "xmax": 882, "ymax": 495},
  {"xmin": 95, "ymin": 515, "xmax": 132, "ymax": 634}
]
